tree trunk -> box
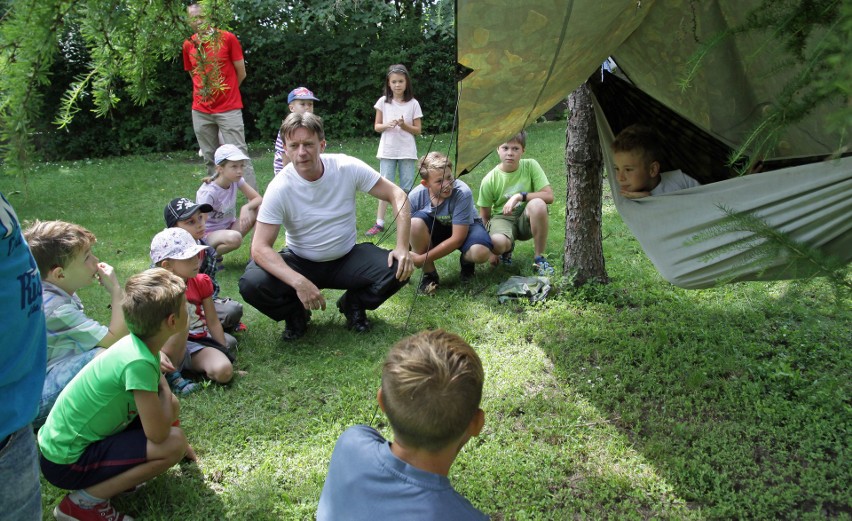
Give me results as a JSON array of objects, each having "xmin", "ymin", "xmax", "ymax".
[{"xmin": 564, "ymin": 81, "xmax": 609, "ymax": 286}]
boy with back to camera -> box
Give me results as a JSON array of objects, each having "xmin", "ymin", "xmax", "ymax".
[
  {"xmin": 23, "ymin": 220, "xmax": 129, "ymax": 424},
  {"xmin": 477, "ymin": 130, "xmax": 555, "ymax": 276},
  {"xmin": 164, "ymin": 197, "xmax": 245, "ymax": 334},
  {"xmin": 273, "ymin": 87, "xmax": 319, "ymax": 175},
  {"xmin": 317, "ymin": 329, "xmax": 489, "ymax": 520},
  {"xmin": 151, "ymin": 228, "xmax": 235, "ymax": 394},
  {"xmin": 38, "ymin": 268, "xmax": 190, "ymax": 521},
  {"xmin": 408, "ymin": 151, "xmax": 493, "ymax": 294},
  {"xmin": 612, "ymin": 124, "xmax": 700, "ymax": 199}
]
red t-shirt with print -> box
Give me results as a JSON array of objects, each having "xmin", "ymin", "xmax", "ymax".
[{"xmin": 182, "ymin": 29, "xmax": 244, "ymax": 113}]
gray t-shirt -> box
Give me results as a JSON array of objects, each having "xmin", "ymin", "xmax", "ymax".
[
  {"xmin": 317, "ymin": 425, "xmax": 489, "ymax": 521},
  {"xmin": 408, "ymin": 179, "xmax": 477, "ymax": 227}
]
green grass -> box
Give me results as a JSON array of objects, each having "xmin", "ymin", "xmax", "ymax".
[{"xmin": 3, "ymin": 121, "xmax": 850, "ymax": 520}]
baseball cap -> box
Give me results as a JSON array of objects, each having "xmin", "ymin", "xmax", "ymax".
[
  {"xmin": 288, "ymin": 87, "xmax": 320, "ymax": 104},
  {"xmin": 214, "ymin": 144, "xmax": 250, "ymax": 165},
  {"xmin": 150, "ymin": 228, "xmax": 207, "ymax": 265},
  {"xmin": 164, "ymin": 197, "xmax": 213, "ymax": 228}
]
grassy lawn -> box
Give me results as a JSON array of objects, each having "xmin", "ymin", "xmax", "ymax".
[{"xmin": 2, "ymin": 121, "xmax": 849, "ymax": 520}]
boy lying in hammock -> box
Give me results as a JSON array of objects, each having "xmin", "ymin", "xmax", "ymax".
[{"xmin": 612, "ymin": 124, "xmax": 700, "ymax": 198}]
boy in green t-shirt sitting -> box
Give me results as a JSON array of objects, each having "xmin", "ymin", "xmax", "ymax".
[
  {"xmin": 476, "ymin": 130, "xmax": 555, "ymax": 275},
  {"xmin": 38, "ymin": 268, "xmax": 190, "ymax": 521}
]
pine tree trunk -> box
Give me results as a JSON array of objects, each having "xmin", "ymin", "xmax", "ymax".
[{"xmin": 564, "ymin": 81, "xmax": 609, "ymax": 286}]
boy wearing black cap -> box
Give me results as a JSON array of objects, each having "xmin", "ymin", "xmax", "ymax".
[
  {"xmin": 273, "ymin": 86, "xmax": 320, "ymax": 175},
  {"xmin": 164, "ymin": 197, "xmax": 245, "ymax": 334}
]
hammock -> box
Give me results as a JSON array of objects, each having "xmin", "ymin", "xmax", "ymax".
[{"xmin": 591, "ymin": 73, "xmax": 852, "ymax": 289}]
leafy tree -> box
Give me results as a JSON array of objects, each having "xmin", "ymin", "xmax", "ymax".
[{"xmin": 0, "ymin": 0, "xmax": 455, "ymax": 165}]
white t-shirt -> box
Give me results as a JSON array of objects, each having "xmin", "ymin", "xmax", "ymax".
[
  {"xmin": 258, "ymin": 154, "xmax": 380, "ymax": 261},
  {"xmin": 651, "ymin": 169, "xmax": 700, "ymax": 196},
  {"xmin": 197, "ymin": 178, "xmax": 245, "ymax": 232},
  {"xmin": 374, "ymin": 96, "xmax": 423, "ymax": 160}
]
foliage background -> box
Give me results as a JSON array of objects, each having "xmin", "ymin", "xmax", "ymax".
[{"xmin": 20, "ymin": 0, "xmax": 456, "ymax": 161}]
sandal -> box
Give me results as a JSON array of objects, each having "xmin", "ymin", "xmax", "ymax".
[{"xmin": 166, "ymin": 371, "xmax": 199, "ymax": 395}]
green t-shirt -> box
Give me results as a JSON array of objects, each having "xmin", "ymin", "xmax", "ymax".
[
  {"xmin": 476, "ymin": 158, "xmax": 550, "ymax": 212},
  {"xmin": 38, "ymin": 333, "xmax": 160, "ymax": 464}
]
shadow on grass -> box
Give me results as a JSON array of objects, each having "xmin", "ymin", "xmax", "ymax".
[{"xmin": 529, "ymin": 278, "xmax": 850, "ymax": 519}]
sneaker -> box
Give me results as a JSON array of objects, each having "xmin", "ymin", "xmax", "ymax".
[
  {"xmin": 364, "ymin": 223, "xmax": 384, "ymax": 237},
  {"xmin": 280, "ymin": 309, "xmax": 310, "ymax": 341},
  {"xmin": 166, "ymin": 371, "xmax": 199, "ymax": 395},
  {"xmin": 459, "ymin": 258, "xmax": 475, "ymax": 282},
  {"xmin": 533, "ymin": 255, "xmax": 555, "ymax": 276},
  {"xmin": 336, "ymin": 294, "xmax": 371, "ymax": 333},
  {"xmin": 54, "ymin": 495, "xmax": 134, "ymax": 521},
  {"xmin": 500, "ymin": 252, "xmax": 513, "ymax": 266},
  {"xmin": 233, "ymin": 322, "xmax": 248, "ymax": 333},
  {"xmin": 418, "ymin": 270, "xmax": 440, "ymax": 295}
]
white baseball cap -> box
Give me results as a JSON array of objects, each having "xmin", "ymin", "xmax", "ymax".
[
  {"xmin": 214, "ymin": 144, "xmax": 250, "ymax": 165},
  {"xmin": 150, "ymin": 228, "xmax": 207, "ymax": 265}
]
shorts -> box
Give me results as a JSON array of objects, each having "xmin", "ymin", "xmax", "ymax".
[
  {"xmin": 412, "ymin": 212, "xmax": 493, "ymax": 254},
  {"xmin": 379, "ymin": 158, "xmax": 417, "ymax": 193},
  {"xmin": 182, "ymin": 333, "xmax": 238, "ymax": 369},
  {"xmin": 486, "ymin": 205, "xmax": 534, "ymax": 246},
  {"xmin": 37, "ymin": 349, "xmax": 105, "ymax": 425},
  {"xmin": 40, "ymin": 417, "xmax": 148, "ymax": 491}
]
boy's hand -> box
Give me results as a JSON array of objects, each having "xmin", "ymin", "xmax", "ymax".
[
  {"xmin": 409, "ymin": 252, "xmax": 426, "ymax": 268},
  {"xmin": 96, "ymin": 262, "xmax": 122, "ymax": 295},
  {"xmin": 159, "ymin": 351, "xmax": 176, "ymax": 373},
  {"xmin": 620, "ymin": 190, "xmax": 651, "ymax": 199},
  {"xmin": 502, "ymin": 193, "xmax": 522, "ymax": 215}
]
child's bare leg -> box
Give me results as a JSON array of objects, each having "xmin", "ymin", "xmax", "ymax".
[
  {"xmin": 235, "ymin": 205, "xmax": 258, "ymax": 237},
  {"xmin": 191, "ymin": 348, "xmax": 233, "ymax": 384},
  {"xmin": 410, "ymin": 219, "xmax": 436, "ymax": 272},
  {"xmin": 168, "ymin": 394, "xmax": 196, "ymax": 461},
  {"xmin": 375, "ymin": 200, "xmax": 389, "ymax": 224},
  {"xmin": 489, "ymin": 234, "xmax": 512, "ymax": 265},
  {"xmin": 206, "ymin": 229, "xmax": 243, "ymax": 256},
  {"xmin": 525, "ymin": 199, "xmax": 549, "ymax": 257},
  {"xmin": 161, "ymin": 330, "xmax": 188, "ymax": 371},
  {"xmin": 83, "ymin": 427, "xmax": 187, "ymax": 500},
  {"xmin": 464, "ymin": 244, "xmax": 491, "ymax": 265}
]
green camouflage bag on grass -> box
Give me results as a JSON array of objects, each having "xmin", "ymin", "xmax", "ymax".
[{"xmin": 496, "ymin": 276, "xmax": 552, "ymax": 304}]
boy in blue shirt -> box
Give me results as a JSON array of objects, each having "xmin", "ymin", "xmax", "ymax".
[
  {"xmin": 318, "ymin": 329, "xmax": 489, "ymax": 520},
  {"xmin": 408, "ymin": 152, "xmax": 492, "ymax": 294}
]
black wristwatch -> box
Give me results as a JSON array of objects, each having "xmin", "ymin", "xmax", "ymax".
[{"xmin": 520, "ymin": 192, "xmax": 528, "ymax": 202}]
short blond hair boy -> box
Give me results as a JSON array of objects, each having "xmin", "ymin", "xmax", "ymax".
[{"xmin": 318, "ymin": 329, "xmax": 488, "ymax": 520}]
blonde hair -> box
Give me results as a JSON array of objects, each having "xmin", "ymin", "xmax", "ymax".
[
  {"xmin": 122, "ymin": 268, "xmax": 186, "ymax": 339},
  {"xmin": 417, "ymin": 151, "xmax": 453, "ymax": 181},
  {"xmin": 280, "ymin": 112, "xmax": 325, "ymax": 144},
  {"xmin": 381, "ymin": 330, "xmax": 484, "ymax": 451},
  {"xmin": 23, "ymin": 220, "xmax": 96, "ymax": 277}
]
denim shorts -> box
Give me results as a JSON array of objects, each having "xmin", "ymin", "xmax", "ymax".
[
  {"xmin": 379, "ymin": 158, "xmax": 417, "ymax": 192},
  {"xmin": 0, "ymin": 426, "xmax": 42, "ymax": 520},
  {"xmin": 37, "ymin": 348, "xmax": 104, "ymax": 425}
]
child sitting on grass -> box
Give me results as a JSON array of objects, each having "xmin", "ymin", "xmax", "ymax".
[
  {"xmin": 612, "ymin": 124, "xmax": 700, "ymax": 198},
  {"xmin": 196, "ymin": 144, "xmax": 263, "ymax": 265},
  {"xmin": 151, "ymin": 228, "xmax": 235, "ymax": 394},
  {"xmin": 477, "ymin": 130, "xmax": 555, "ymax": 276},
  {"xmin": 38, "ymin": 268, "xmax": 191, "ymax": 521},
  {"xmin": 164, "ymin": 197, "xmax": 245, "ymax": 333},
  {"xmin": 317, "ymin": 329, "xmax": 489, "ymax": 520},
  {"xmin": 408, "ymin": 152, "xmax": 493, "ymax": 294},
  {"xmin": 23, "ymin": 220, "xmax": 128, "ymax": 424}
]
